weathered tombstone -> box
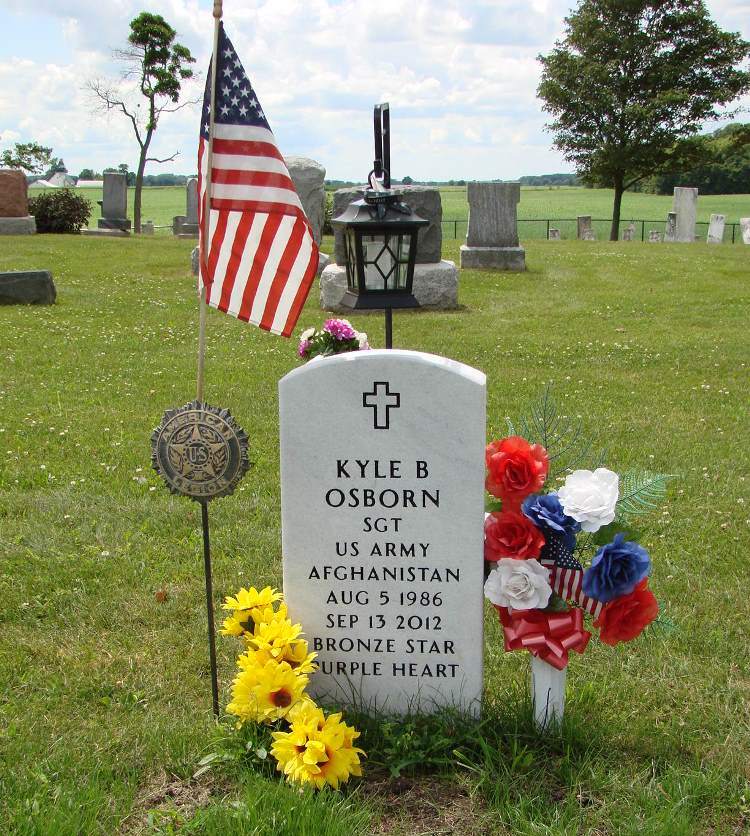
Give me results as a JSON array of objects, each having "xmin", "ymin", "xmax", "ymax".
[
  {"xmin": 548, "ymin": 227, "xmax": 561, "ymax": 240},
  {"xmin": 706, "ymin": 213, "xmax": 725, "ymax": 244},
  {"xmin": 622, "ymin": 223, "xmax": 635, "ymax": 242},
  {"xmin": 97, "ymin": 172, "xmax": 130, "ymax": 232},
  {"xmin": 0, "ymin": 169, "xmax": 36, "ymax": 235},
  {"xmin": 191, "ymin": 246, "xmax": 200, "ymax": 276},
  {"xmin": 142, "ymin": 219, "xmax": 155, "ymax": 235},
  {"xmin": 648, "ymin": 230, "xmax": 663, "ymax": 243},
  {"xmin": 672, "ymin": 186, "xmax": 698, "ymax": 243},
  {"xmin": 186, "ymin": 178, "xmax": 199, "ymax": 224},
  {"xmin": 0, "ymin": 270, "xmax": 56, "ymax": 304},
  {"xmin": 280, "ymin": 349, "xmax": 485, "ymax": 715},
  {"xmin": 582, "ymin": 229, "xmax": 596, "ymax": 241},
  {"xmin": 576, "ymin": 216, "xmax": 592, "ymax": 240},
  {"xmin": 285, "ymin": 156, "xmax": 326, "ymax": 246},
  {"xmin": 664, "ymin": 212, "xmax": 677, "ymax": 242},
  {"xmin": 323, "ymin": 186, "xmax": 458, "ymax": 311},
  {"xmin": 460, "ymin": 182, "xmax": 525, "ymax": 270},
  {"xmin": 741, "ymin": 218, "xmax": 750, "ymax": 245}
]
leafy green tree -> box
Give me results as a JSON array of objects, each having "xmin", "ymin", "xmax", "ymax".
[
  {"xmin": 538, "ymin": 0, "xmax": 750, "ymax": 239},
  {"xmin": 78, "ymin": 168, "xmax": 100, "ymax": 181},
  {"xmin": 1, "ymin": 142, "xmax": 54, "ymax": 174},
  {"xmin": 88, "ymin": 13, "xmax": 195, "ymax": 232}
]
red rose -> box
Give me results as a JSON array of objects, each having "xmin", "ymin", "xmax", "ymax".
[
  {"xmin": 485, "ymin": 436, "xmax": 549, "ymax": 506},
  {"xmin": 484, "ymin": 510, "xmax": 545, "ymax": 561},
  {"xmin": 594, "ymin": 579, "xmax": 659, "ymax": 646}
]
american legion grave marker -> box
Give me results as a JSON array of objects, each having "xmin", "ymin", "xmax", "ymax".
[{"xmin": 280, "ymin": 349, "xmax": 486, "ymax": 715}]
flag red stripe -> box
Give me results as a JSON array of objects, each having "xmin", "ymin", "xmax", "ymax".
[
  {"xmin": 211, "ymin": 169, "xmax": 295, "ymax": 190},
  {"xmin": 210, "ymin": 198, "xmax": 303, "ymax": 216},
  {"xmin": 280, "ymin": 243, "xmax": 318, "ymax": 337},
  {"xmin": 205, "ymin": 212, "xmax": 230, "ymax": 304},
  {"xmin": 217, "ymin": 213, "xmax": 255, "ymax": 313},
  {"xmin": 237, "ymin": 213, "xmax": 284, "ymax": 321},
  {"xmin": 212, "ymin": 138, "xmax": 285, "ymax": 161},
  {"xmin": 259, "ymin": 217, "xmax": 307, "ymax": 331}
]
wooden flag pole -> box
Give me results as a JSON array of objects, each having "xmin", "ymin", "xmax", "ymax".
[{"xmin": 196, "ymin": 0, "xmax": 223, "ymax": 402}]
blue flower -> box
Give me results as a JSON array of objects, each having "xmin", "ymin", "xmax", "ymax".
[
  {"xmin": 521, "ymin": 492, "xmax": 581, "ymax": 550},
  {"xmin": 582, "ymin": 533, "xmax": 651, "ymax": 603}
]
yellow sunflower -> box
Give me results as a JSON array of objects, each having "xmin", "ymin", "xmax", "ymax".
[
  {"xmin": 220, "ymin": 587, "xmax": 284, "ymax": 637},
  {"xmin": 226, "ymin": 658, "xmax": 308, "ymax": 724},
  {"xmin": 271, "ymin": 700, "xmax": 364, "ymax": 789},
  {"xmin": 239, "ymin": 640, "xmax": 317, "ymax": 675},
  {"xmin": 246, "ymin": 617, "xmax": 304, "ymax": 659}
]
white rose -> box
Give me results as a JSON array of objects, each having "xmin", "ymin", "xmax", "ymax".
[
  {"xmin": 300, "ymin": 327, "xmax": 315, "ymax": 341},
  {"xmin": 484, "ymin": 558, "xmax": 552, "ymax": 611},
  {"xmin": 558, "ymin": 467, "xmax": 619, "ymax": 533},
  {"xmin": 356, "ymin": 331, "xmax": 370, "ymax": 350}
]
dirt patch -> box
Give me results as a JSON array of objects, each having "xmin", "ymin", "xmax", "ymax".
[
  {"xmin": 366, "ymin": 774, "xmax": 495, "ymax": 835},
  {"xmin": 118, "ymin": 769, "xmax": 230, "ymax": 834}
]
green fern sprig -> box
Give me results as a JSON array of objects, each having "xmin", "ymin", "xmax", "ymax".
[{"xmin": 616, "ymin": 471, "xmax": 673, "ymax": 520}]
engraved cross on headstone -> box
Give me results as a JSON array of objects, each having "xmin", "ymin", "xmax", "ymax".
[{"xmin": 362, "ymin": 381, "xmax": 400, "ymax": 430}]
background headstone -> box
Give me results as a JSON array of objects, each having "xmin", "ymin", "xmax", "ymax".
[
  {"xmin": 0, "ymin": 270, "xmax": 56, "ymax": 304},
  {"xmin": 706, "ymin": 213, "xmax": 725, "ymax": 244},
  {"xmin": 741, "ymin": 218, "xmax": 750, "ymax": 245},
  {"xmin": 582, "ymin": 229, "xmax": 596, "ymax": 241},
  {"xmin": 576, "ymin": 216, "xmax": 592, "ymax": 240},
  {"xmin": 280, "ymin": 350, "xmax": 485, "ymax": 716},
  {"xmin": 285, "ymin": 156, "xmax": 326, "ymax": 246},
  {"xmin": 333, "ymin": 185, "xmax": 442, "ymax": 266},
  {"xmin": 460, "ymin": 182, "xmax": 525, "ymax": 270},
  {"xmin": 142, "ymin": 220, "xmax": 155, "ymax": 235},
  {"xmin": 548, "ymin": 227, "xmax": 561, "ymax": 240},
  {"xmin": 186, "ymin": 178, "xmax": 199, "ymax": 225},
  {"xmin": 648, "ymin": 230, "xmax": 662, "ymax": 242},
  {"xmin": 0, "ymin": 169, "xmax": 36, "ymax": 235},
  {"xmin": 622, "ymin": 223, "xmax": 635, "ymax": 242},
  {"xmin": 98, "ymin": 172, "xmax": 131, "ymax": 232},
  {"xmin": 664, "ymin": 212, "xmax": 677, "ymax": 242},
  {"xmin": 191, "ymin": 246, "xmax": 199, "ymax": 276},
  {"xmin": 672, "ymin": 187, "xmax": 698, "ymax": 243}
]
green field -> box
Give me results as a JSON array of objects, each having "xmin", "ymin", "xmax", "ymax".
[
  {"xmin": 30, "ymin": 185, "xmax": 750, "ymax": 242},
  {"xmin": 1, "ymin": 232, "xmax": 748, "ymax": 834}
]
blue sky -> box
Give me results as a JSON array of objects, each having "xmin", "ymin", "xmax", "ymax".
[{"xmin": 0, "ymin": 0, "xmax": 748, "ymax": 181}]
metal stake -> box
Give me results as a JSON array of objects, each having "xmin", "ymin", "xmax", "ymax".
[
  {"xmin": 385, "ymin": 306, "xmax": 393, "ymax": 349},
  {"xmin": 201, "ymin": 500, "xmax": 220, "ymax": 717}
]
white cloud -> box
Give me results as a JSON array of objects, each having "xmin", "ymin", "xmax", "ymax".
[{"xmin": 0, "ymin": 0, "xmax": 747, "ymax": 180}]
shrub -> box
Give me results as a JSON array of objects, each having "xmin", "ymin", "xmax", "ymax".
[{"xmin": 29, "ymin": 189, "xmax": 91, "ymax": 234}]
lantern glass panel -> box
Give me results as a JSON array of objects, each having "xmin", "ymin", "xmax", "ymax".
[
  {"xmin": 360, "ymin": 232, "xmax": 411, "ymax": 292},
  {"xmin": 344, "ymin": 228, "xmax": 358, "ymax": 292}
]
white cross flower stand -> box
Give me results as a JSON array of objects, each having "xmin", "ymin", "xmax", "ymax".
[{"xmin": 531, "ymin": 656, "xmax": 567, "ymax": 730}]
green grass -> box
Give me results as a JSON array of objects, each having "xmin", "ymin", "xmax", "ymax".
[
  {"xmin": 30, "ymin": 185, "xmax": 750, "ymax": 241},
  {"xmin": 1, "ymin": 234, "xmax": 749, "ymax": 834}
]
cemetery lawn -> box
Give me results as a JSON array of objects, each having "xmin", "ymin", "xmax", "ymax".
[{"xmin": 1, "ymin": 233, "xmax": 749, "ymax": 835}]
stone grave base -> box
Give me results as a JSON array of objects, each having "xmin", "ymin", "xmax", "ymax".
[
  {"xmin": 0, "ymin": 216, "xmax": 36, "ymax": 235},
  {"xmin": 0, "ymin": 270, "xmax": 56, "ymax": 305},
  {"xmin": 98, "ymin": 218, "xmax": 131, "ymax": 232},
  {"xmin": 460, "ymin": 245, "xmax": 525, "ymax": 271},
  {"xmin": 320, "ymin": 261, "xmax": 459, "ymax": 311},
  {"xmin": 81, "ymin": 228, "xmax": 130, "ymax": 238},
  {"xmin": 177, "ymin": 231, "xmax": 199, "ymax": 240}
]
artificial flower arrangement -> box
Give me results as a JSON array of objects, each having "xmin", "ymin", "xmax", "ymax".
[
  {"xmin": 297, "ymin": 318, "xmax": 369, "ymax": 361},
  {"xmin": 483, "ymin": 399, "xmax": 670, "ymax": 671},
  {"xmin": 221, "ymin": 585, "xmax": 364, "ymax": 789}
]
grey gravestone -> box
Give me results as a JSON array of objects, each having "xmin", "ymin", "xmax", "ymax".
[
  {"xmin": 622, "ymin": 223, "xmax": 635, "ymax": 242},
  {"xmin": 672, "ymin": 187, "xmax": 698, "ymax": 243},
  {"xmin": 186, "ymin": 178, "xmax": 199, "ymax": 224},
  {"xmin": 706, "ymin": 213, "xmax": 725, "ymax": 244},
  {"xmin": 582, "ymin": 229, "xmax": 596, "ymax": 241},
  {"xmin": 320, "ymin": 261, "xmax": 459, "ymax": 311},
  {"xmin": 142, "ymin": 220, "xmax": 154, "ymax": 235},
  {"xmin": 576, "ymin": 216, "xmax": 592, "ymax": 240},
  {"xmin": 98, "ymin": 172, "xmax": 130, "ymax": 232},
  {"xmin": 285, "ymin": 156, "xmax": 326, "ymax": 246},
  {"xmin": 0, "ymin": 270, "xmax": 56, "ymax": 304},
  {"xmin": 548, "ymin": 228, "xmax": 561, "ymax": 240},
  {"xmin": 648, "ymin": 230, "xmax": 663, "ymax": 242},
  {"xmin": 741, "ymin": 218, "xmax": 750, "ymax": 245},
  {"xmin": 333, "ymin": 186, "xmax": 442, "ymax": 266},
  {"xmin": 460, "ymin": 182, "xmax": 525, "ymax": 270},
  {"xmin": 664, "ymin": 212, "xmax": 677, "ymax": 242},
  {"xmin": 191, "ymin": 246, "xmax": 199, "ymax": 276},
  {"xmin": 280, "ymin": 349, "xmax": 485, "ymax": 716}
]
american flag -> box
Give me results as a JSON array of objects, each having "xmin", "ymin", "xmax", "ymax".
[
  {"xmin": 540, "ymin": 536, "xmax": 603, "ymax": 618},
  {"xmin": 197, "ymin": 24, "xmax": 318, "ymax": 337}
]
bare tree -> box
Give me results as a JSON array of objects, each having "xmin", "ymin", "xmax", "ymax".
[{"xmin": 88, "ymin": 13, "xmax": 196, "ymax": 232}]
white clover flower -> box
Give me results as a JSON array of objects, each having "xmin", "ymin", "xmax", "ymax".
[
  {"xmin": 300, "ymin": 327, "xmax": 316, "ymax": 341},
  {"xmin": 558, "ymin": 467, "xmax": 619, "ymax": 533},
  {"xmin": 483, "ymin": 558, "xmax": 552, "ymax": 611}
]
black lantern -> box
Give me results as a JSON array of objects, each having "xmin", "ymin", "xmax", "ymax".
[{"xmin": 332, "ymin": 103, "xmax": 428, "ymax": 347}]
